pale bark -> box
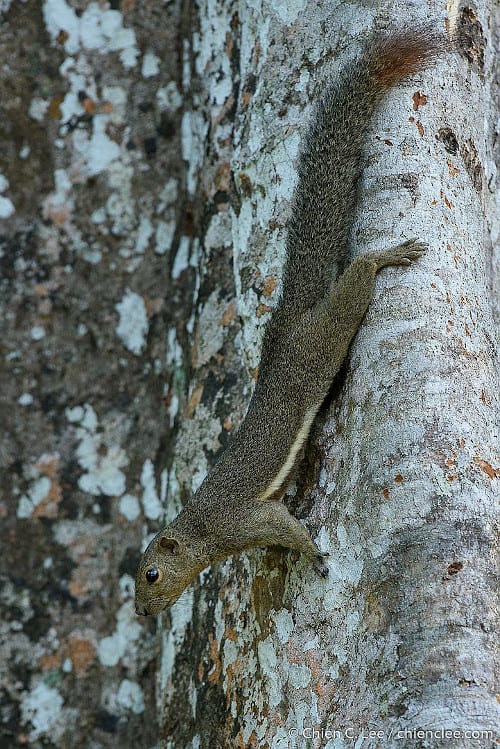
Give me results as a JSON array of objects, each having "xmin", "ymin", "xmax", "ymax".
[{"xmin": 158, "ymin": 2, "xmax": 499, "ymax": 748}]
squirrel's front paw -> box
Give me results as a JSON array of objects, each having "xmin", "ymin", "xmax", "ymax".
[{"xmin": 312, "ymin": 551, "xmax": 329, "ymax": 578}]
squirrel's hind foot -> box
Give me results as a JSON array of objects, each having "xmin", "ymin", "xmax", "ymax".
[{"xmin": 371, "ymin": 238, "xmax": 428, "ymax": 270}]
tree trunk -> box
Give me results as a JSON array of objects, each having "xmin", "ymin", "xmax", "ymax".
[
  {"xmin": 158, "ymin": 2, "xmax": 499, "ymax": 748},
  {"xmin": 1, "ymin": 1, "xmax": 189, "ymax": 747},
  {"xmin": 1, "ymin": 2, "xmax": 497, "ymax": 749}
]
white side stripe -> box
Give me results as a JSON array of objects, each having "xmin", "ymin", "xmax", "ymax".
[{"xmin": 259, "ymin": 405, "xmax": 318, "ymax": 500}]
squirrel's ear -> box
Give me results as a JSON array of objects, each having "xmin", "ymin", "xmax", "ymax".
[{"xmin": 157, "ymin": 536, "xmax": 180, "ymax": 555}]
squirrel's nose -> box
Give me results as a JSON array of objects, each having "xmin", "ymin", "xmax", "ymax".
[{"xmin": 135, "ymin": 603, "xmax": 149, "ymax": 616}]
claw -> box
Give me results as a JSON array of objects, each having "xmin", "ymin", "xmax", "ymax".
[
  {"xmin": 373, "ymin": 238, "xmax": 428, "ymax": 270},
  {"xmin": 313, "ymin": 552, "xmax": 329, "ymax": 578}
]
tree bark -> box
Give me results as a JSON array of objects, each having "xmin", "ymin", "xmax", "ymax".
[
  {"xmin": 1, "ymin": 2, "xmax": 497, "ymax": 749},
  {"xmin": 158, "ymin": 2, "xmax": 499, "ymax": 748},
  {"xmin": 1, "ymin": 1, "xmax": 190, "ymax": 747}
]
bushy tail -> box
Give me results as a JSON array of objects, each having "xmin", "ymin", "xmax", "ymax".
[
  {"xmin": 261, "ymin": 28, "xmax": 444, "ymax": 357},
  {"xmin": 368, "ymin": 30, "xmax": 444, "ymax": 89}
]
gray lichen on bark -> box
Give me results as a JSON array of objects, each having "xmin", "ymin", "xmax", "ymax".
[
  {"xmin": 157, "ymin": 2, "xmax": 499, "ymax": 748},
  {"xmin": 1, "ymin": 1, "xmax": 498, "ymax": 748}
]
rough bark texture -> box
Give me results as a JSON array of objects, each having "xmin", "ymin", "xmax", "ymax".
[
  {"xmin": 1, "ymin": 1, "xmax": 498, "ymax": 749},
  {"xmin": 156, "ymin": 2, "xmax": 499, "ymax": 749},
  {"xmin": 0, "ymin": 1, "xmax": 192, "ymax": 746}
]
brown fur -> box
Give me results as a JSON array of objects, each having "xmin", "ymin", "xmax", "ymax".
[{"xmin": 369, "ymin": 30, "xmax": 445, "ymax": 88}]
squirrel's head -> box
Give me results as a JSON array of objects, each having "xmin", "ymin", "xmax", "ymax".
[{"xmin": 134, "ymin": 530, "xmax": 201, "ymax": 616}]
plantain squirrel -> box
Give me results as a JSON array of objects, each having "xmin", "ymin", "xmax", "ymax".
[{"xmin": 135, "ymin": 29, "xmax": 444, "ymax": 616}]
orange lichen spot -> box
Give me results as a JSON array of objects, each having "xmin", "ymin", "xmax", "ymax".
[
  {"xmin": 37, "ymin": 651, "xmax": 63, "ymax": 672},
  {"xmin": 430, "ymin": 282, "xmax": 437, "ymax": 289},
  {"xmin": 416, "ymin": 121, "xmax": 424, "ymax": 137},
  {"xmin": 445, "ymin": 458, "xmax": 457, "ymax": 467},
  {"xmin": 225, "ymin": 663, "xmax": 235, "ymax": 693},
  {"xmin": 224, "ymin": 627, "xmax": 238, "ymax": 642},
  {"xmin": 382, "ymin": 488, "xmax": 390, "ymax": 499},
  {"xmin": 440, "ymin": 190, "xmax": 454, "ymax": 209},
  {"xmin": 238, "ymin": 172, "xmax": 253, "ymax": 197},
  {"xmin": 245, "ymin": 731, "xmax": 259, "ymax": 749},
  {"xmin": 256, "ymin": 303, "xmax": 272, "ymax": 318},
  {"xmin": 32, "ymin": 482, "xmax": 62, "ymax": 518},
  {"xmin": 447, "ymin": 561, "xmax": 463, "ymax": 575},
  {"xmin": 221, "ymin": 300, "xmax": 236, "ymax": 326},
  {"xmin": 459, "ymin": 438, "xmax": 466, "ymax": 448},
  {"xmin": 145, "ymin": 296, "xmax": 163, "ymax": 318},
  {"xmin": 262, "ymin": 277, "xmax": 276, "ymax": 297},
  {"xmin": 212, "ymin": 94, "xmax": 235, "ymax": 128},
  {"xmin": 33, "ymin": 454, "xmax": 62, "ymax": 518},
  {"xmin": 185, "ymin": 384, "xmax": 203, "ymax": 418},
  {"xmin": 412, "ymin": 91, "xmax": 428, "ymax": 110},
  {"xmin": 68, "ymin": 579, "xmax": 88, "ymax": 598},
  {"xmin": 48, "ymin": 93, "xmax": 65, "ymax": 120},
  {"xmin": 394, "ymin": 474, "xmax": 403, "ymax": 484},
  {"xmin": 207, "ymin": 633, "xmax": 221, "ymax": 684},
  {"xmin": 235, "ymin": 732, "xmax": 258, "ymax": 749},
  {"xmin": 215, "ymin": 162, "xmax": 231, "ymax": 193},
  {"xmin": 105, "ymin": 122, "xmax": 124, "ymax": 145},
  {"xmin": 481, "ymin": 390, "xmax": 489, "ymax": 405},
  {"xmin": 464, "ymin": 323, "xmax": 471, "ymax": 337},
  {"xmin": 47, "ymin": 205, "xmax": 70, "ymax": 226},
  {"xmin": 198, "ymin": 661, "xmax": 205, "ymax": 682},
  {"xmin": 473, "ymin": 457, "xmax": 499, "ymax": 480},
  {"xmin": 68, "ymin": 634, "xmax": 96, "ymax": 674},
  {"xmin": 223, "ymin": 416, "xmax": 232, "ymax": 431},
  {"xmin": 56, "ymin": 29, "xmax": 69, "ymax": 45},
  {"xmin": 36, "ymin": 454, "xmax": 59, "ymax": 478},
  {"xmin": 225, "ymin": 30, "xmax": 234, "ymax": 58},
  {"xmin": 82, "ymin": 97, "xmax": 97, "ymax": 115},
  {"xmin": 446, "ymin": 159, "xmax": 460, "ymax": 177}
]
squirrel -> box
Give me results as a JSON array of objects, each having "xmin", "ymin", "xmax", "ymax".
[{"xmin": 135, "ymin": 29, "xmax": 444, "ymax": 616}]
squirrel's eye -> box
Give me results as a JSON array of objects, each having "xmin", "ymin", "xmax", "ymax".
[{"xmin": 146, "ymin": 567, "xmax": 160, "ymax": 584}]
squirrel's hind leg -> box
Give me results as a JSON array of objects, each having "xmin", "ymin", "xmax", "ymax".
[{"xmin": 317, "ymin": 237, "xmax": 427, "ymax": 357}]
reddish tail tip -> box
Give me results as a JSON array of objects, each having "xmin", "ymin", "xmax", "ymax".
[{"xmin": 369, "ymin": 28, "xmax": 446, "ymax": 88}]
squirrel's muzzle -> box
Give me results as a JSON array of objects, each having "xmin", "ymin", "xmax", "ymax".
[{"xmin": 135, "ymin": 603, "xmax": 150, "ymax": 616}]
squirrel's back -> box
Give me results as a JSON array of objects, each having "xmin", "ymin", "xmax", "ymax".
[{"xmin": 261, "ymin": 29, "xmax": 444, "ymax": 360}]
